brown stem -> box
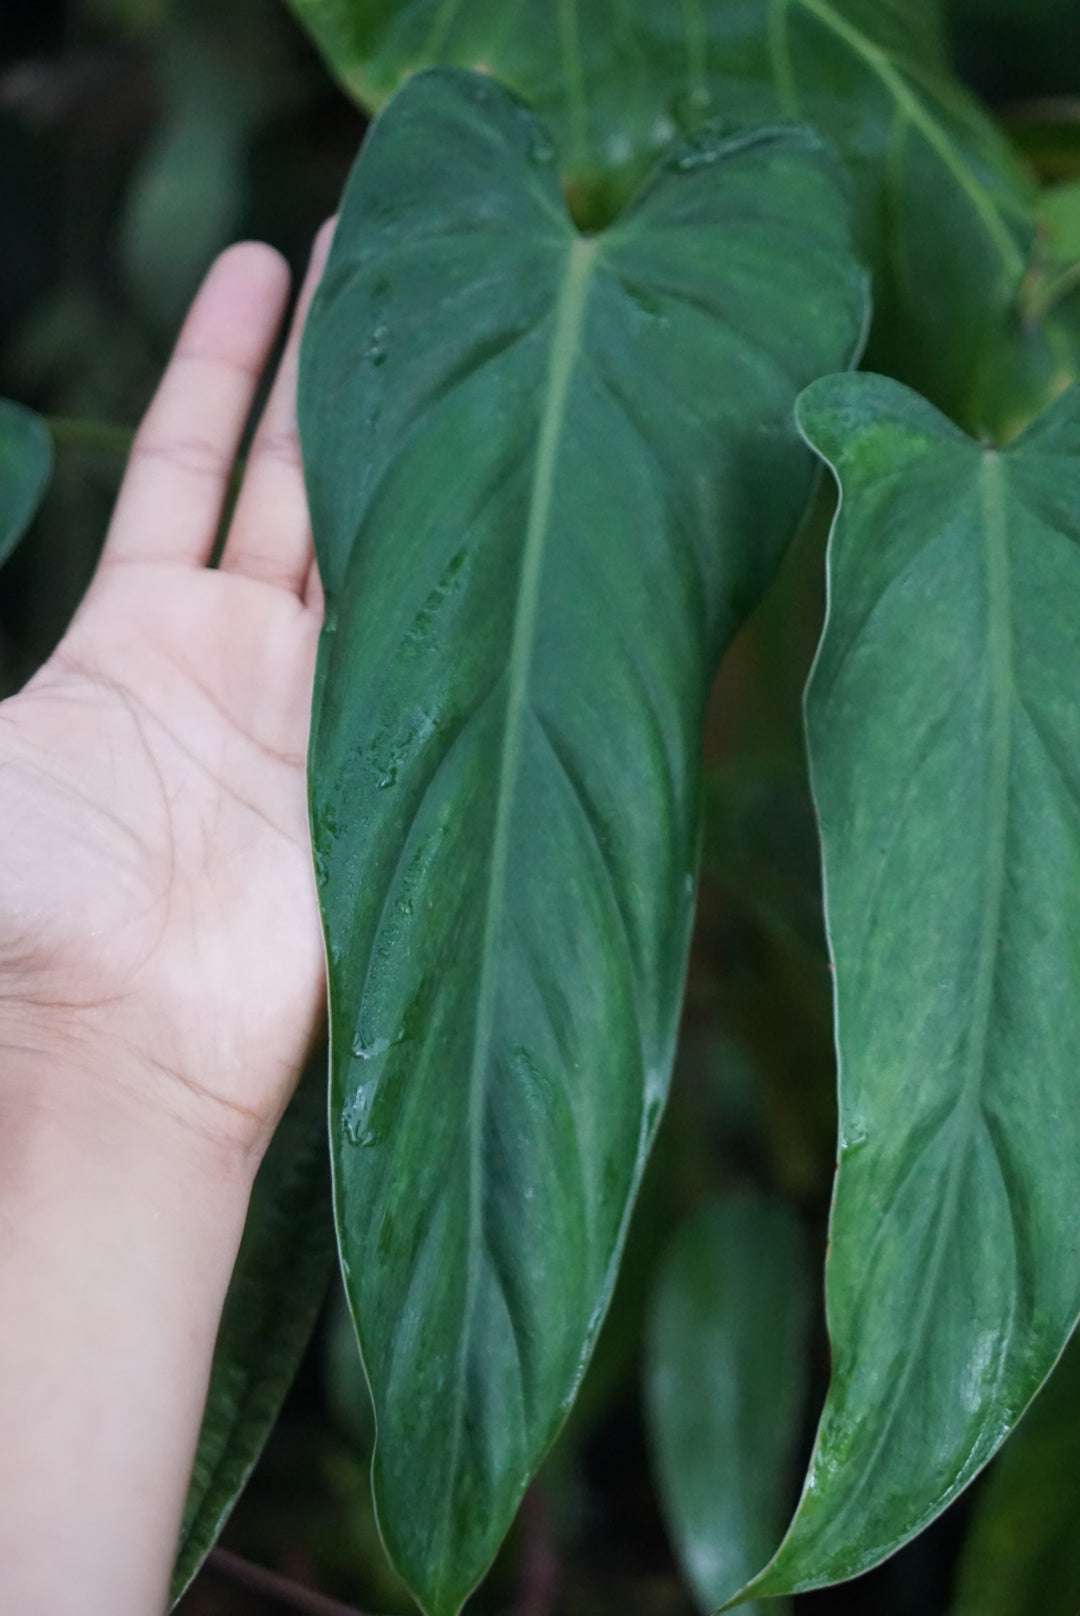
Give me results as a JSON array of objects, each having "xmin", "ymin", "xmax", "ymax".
[
  {"xmin": 515, "ymin": 1486, "xmax": 561, "ymax": 1616},
  {"xmin": 205, "ymin": 1546, "xmax": 369, "ymax": 1616}
]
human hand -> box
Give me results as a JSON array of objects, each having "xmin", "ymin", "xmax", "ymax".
[{"xmin": 0, "ymin": 226, "xmax": 333, "ymax": 1168}]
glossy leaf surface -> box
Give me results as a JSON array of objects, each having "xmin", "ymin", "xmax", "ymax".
[
  {"xmin": 171, "ymin": 1059, "xmax": 335, "ymax": 1601},
  {"xmin": 645, "ymin": 1194, "xmax": 810, "ymax": 1614},
  {"xmin": 283, "ymin": 0, "xmax": 1062, "ymax": 428},
  {"xmin": 952, "ymin": 1329, "xmax": 1080, "ymax": 1616},
  {"xmin": 299, "ymin": 68, "xmax": 867, "ymax": 1616},
  {"xmin": 732, "ymin": 375, "xmax": 1080, "ymax": 1601},
  {"xmin": 0, "ymin": 399, "xmax": 51, "ymax": 568}
]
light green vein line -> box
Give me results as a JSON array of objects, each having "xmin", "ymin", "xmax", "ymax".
[
  {"xmin": 970, "ymin": 451, "xmax": 1013, "ymax": 1105},
  {"xmin": 768, "ymin": 0, "xmax": 798, "ymax": 119},
  {"xmin": 679, "ymin": 0, "xmax": 709, "ymax": 111},
  {"xmin": 474, "ymin": 235, "xmax": 599, "ymax": 1118},
  {"xmin": 558, "ymin": 0, "xmax": 589, "ymax": 164},
  {"xmin": 423, "ymin": 0, "xmax": 468, "ymax": 60},
  {"xmin": 438, "ymin": 233, "xmax": 598, "ymax": 1562},
  {"xmin": 1028, "ymin": 257, "xmax": 1080, "ymax": 321},
  {"xmin": 794, "ymin": 0, "xmax": 1025, "ymax": 280}
]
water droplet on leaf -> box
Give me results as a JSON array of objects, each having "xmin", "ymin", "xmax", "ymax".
[
  {"xmin": 343, "ymin": 1082, "xmax": 379, "ymax": 1147},
  {"xmin": 352, "ymin": 1033, "xmax": 390, "ymax": 1061},
  {"xmin": 671, "ymin": 129, "xmax": 726, "ymax": 171}
]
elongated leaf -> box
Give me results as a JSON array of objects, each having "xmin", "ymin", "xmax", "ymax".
[
  {"xmin": 729, "ymin": 374, "xmax": 1080, "ymax": 1603},
  {"xmin": 0, "ymin": 399, "xmax": 51, "ymax": 568},
  {"xmin": 171, "ymin": 1057, "xmax": 335, "ymax": 1601},
  {"xmin": 300, "ymin": 68, "xmax": 867, "ymax": 1616},
  {"xmin": 645, "ymin": 1194, "xmax": 810, "ymax": 1614},
  {"xmin": 951, "ymin": 1327, "xmax": 1080, "ymax": 1616},
  {"xmin": 282, "ymin": 0, "xmax": 1066, "ymax": 429}
]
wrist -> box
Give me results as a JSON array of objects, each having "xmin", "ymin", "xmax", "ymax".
[
  {"xmin": 0, "ymin": 997, "xmax": 263, "ymax": 1203},
  {"xmin": 0, "ymin": 1005, "xmax": 257, "ymax": 1616}
]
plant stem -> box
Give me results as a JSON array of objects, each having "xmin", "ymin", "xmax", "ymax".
[
  {"xmin": 205, "ymin": 1547, "xmax": 369, "ymax": 1616},
  {"xmin": 515, "ymin": 1487, "xmax": 561, "ymax": 1616}
]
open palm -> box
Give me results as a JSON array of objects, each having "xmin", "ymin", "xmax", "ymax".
[{"xmin": 0, "ymin": 233, "xmax": 333, "ymax": 1159}]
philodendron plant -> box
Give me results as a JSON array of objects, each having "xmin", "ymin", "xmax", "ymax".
[{"xmin": 3, "ymin": 3, "xmax": 1080, "ymax": 1613}]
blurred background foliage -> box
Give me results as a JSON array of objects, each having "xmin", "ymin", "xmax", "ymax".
[{"xmin": 1, "ymin": 3, "xmax": 1078, "ymax": 1613}]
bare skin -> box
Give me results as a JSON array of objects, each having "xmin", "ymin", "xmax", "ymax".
[{"xmin": 0, "ymin": 227, "xmax": 334, "ymax": 1614}]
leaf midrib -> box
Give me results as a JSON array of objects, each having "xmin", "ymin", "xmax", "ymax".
[
  {"xmin": 790, "ymin": 0, "xmax": 1026, "ymax": 280},
  {"xmin": 435, "ymin": 231, "xmax": 598, "ymax": 1585}
]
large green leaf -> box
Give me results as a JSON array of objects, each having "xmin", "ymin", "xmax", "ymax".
[
  {"xmin": 644, "ymin": 1194, "xmax": 810, "ymax": 1614},
  {"xmin": 0, "ymin": 399, "xmax": 52, "ymax": 569},
  {"xmin": 299, "ymin": 68, "xmax": 867, "ymax": 1616},
  {"xmin": 171, "ymin": 1057, "xmax": 335, "ymax": 1601},
  {"xmin": 729, "ymin": 374, "xmax": 1080, "ymax": 1602},
  {"xmin": 951, "ymin": 1327, "xmax": 1080, "ymax": 1616},
  {"xmin": 282, "ymin": 0, "xmax": 1064, "ymax": 430},
  {"xmin": 283, "ymin": 0, "xmax": 946, "ymax": 194}
]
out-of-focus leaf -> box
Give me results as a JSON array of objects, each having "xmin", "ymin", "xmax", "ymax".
[
  {"xmin": 282, "ymin": 0, "xmax": 945, "ymax": 206},
  {"xmin": 299, "ymin": 67, "xmax": 867, "ymax": 1616},
  {"xmin": 1028, "ymin": 179, "xmax": 1080, "ymax": 320},
  {"xmin": 645, "ymin": 1193, "xmax": 810, "ymax": 1614},
  {"xmin": 0, "ymin": 399, "xmax": 51, "ymax": 569},
  {"xmin": 729, "ymin": 375, "xmax": 1080, "ymax": 1602},
  {"xmin": 171, "ymin": 1057, "xmax": 335, "ymax": 1602},
  {"xmin": 282, "ymin": 0, "xmax": 1066, "ymax": 431},
  {"xmin": 952, "ymin": 1329, "xmax": 1080, "ymax": 1616},
  {"xmin": 1041, "ymin": 178, "xmax": 1080, "ymax": 258},
  {"xmin": 121, "ymin": 47, "xmax": 248, "ymax": 328}
]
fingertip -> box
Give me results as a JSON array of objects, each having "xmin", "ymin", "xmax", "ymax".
[
  {"xmin": 205, "ymin": 241, "xmax": 292, "ymax": 316},
  {"xmin": 216, "ymin": 239, "xmax": 292, "ymax": 288},
  {"xmin": 172, "ymin": 242, "xmax": 292, "ymax": 375}
]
